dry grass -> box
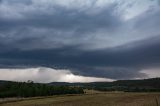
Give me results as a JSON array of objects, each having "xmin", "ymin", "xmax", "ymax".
[{"xmin": 0, "ymin": 91, "xmax": 160, "ymax": 106}]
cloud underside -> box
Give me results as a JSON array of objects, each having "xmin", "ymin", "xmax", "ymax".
[
  {"xmin": 0, "ymin": 67, "xmax": 113, "ymax": 83},
  {"xmin": 0, "ymin": 0, "xmax": 160, "ymax": 81}
]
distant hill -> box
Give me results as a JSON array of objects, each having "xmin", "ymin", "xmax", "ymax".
[
  {"xmin": 49, "ymin": 78, "xmax": 160, "ymax": 92},
  {"xmin": 112, "ymin": 78, "xmax": 160, "ymax": 88},
  {"xmin": 0, "ymin": 80, "xmax": 11, "ymax": 86}
]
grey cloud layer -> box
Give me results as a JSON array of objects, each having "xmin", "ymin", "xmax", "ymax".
[
  {"xmin": 0, "ymin": 0, "xmax": 122, "ymax": 50},
  {"xmin": 0, "ymin": 0, "xmax": 160, "ymax": 80}
]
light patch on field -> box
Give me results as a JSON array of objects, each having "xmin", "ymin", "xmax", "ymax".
[{"xmin": 0, "ymin": 67, "xmax": 114, "ymax": 83}]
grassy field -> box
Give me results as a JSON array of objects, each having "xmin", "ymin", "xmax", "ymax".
[{"xmin": 0, "ymin": 91, "xmax": 160, "ymax": 106}]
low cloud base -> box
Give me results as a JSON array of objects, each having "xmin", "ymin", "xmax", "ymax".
[{"xmin": 0, "ymin": 67, "xmax": 114, "ymax": 83}]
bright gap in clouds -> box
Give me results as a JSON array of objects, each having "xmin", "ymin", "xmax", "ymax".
[
  {"xmin": 140, "ymin": 68, "xmax": 160, "ymax": 79},
  {"xmin": 0, "ymin": 67, "xmax": 114, "ymax": 83}
]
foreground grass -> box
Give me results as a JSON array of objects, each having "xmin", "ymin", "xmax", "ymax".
[{"xmin": 0, "ymin": 92, "xmax": 160, "ymax": 106}]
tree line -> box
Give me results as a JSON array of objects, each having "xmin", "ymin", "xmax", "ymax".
[{"xmin": 0, "ymin": 81, "xmax": 84, "ymax": 98}]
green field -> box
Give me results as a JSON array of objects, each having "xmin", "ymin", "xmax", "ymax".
[{"xmin": 0, "ymin": 91, "xmax": 160, "ymax": 106}]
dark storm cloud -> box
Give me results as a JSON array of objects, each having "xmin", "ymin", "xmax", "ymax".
[
  {"xmin": 0, "ymin": 35, "xmax": 160, "ymax": 79},
  {"xmin": 0, "ymin": 0, "xmax": 160, "ymax": 80}
]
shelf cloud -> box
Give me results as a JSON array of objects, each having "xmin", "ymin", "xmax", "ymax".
[{"xmin": 0, "ymin": 0, "xmax": 160, "ymax": 82}]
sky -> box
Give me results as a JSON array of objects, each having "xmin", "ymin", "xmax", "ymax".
[{"xmin": 0, "ymin": 0, "xmax": 160, "ymax": 83}]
